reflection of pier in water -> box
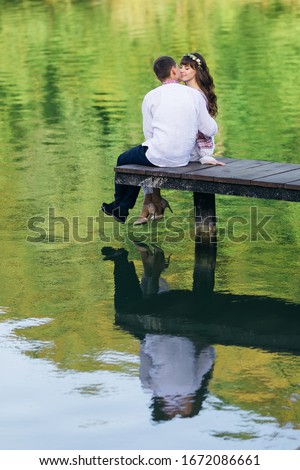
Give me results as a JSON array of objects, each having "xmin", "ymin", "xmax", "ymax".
[
  {"xmin": 103, "ymin": 240, "xmax": 300, "ymax": 354},
  {"xmin": 103, "ymin": 241, "xmax": 300, "ymax": 422}
]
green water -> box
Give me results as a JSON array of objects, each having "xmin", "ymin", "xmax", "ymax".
[{"xmin": 0, "ymin": 0, "xmax": 300, "ymax": 450}]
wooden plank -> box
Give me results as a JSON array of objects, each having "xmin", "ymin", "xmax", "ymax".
[
  {"xmin": 218, "ymin": 162, "xmax": 289, "ymax": 181},
  {"xmin": 143, "ymin": 165, "xmax": 201, "ymax": 178},
  {"xmin": 115, "ymin": 161, "xmax": 300, "ymax": 187},
  {"xmin": 248, "ymin": 164, "xmax": 300, "ymax": 186},
  {"xmin": 188, "ymin": 162, "xmax": 300, "ymax": 186},
  {"xmin": 114, "ymin": 159, "xmax": 300, "ymax": 201},
  {"xmin": 252, "ymin": 167, "xmax": 300, "ymax": 187},
  {"xmin": 115, "ymin": 158, "xmax": 269, "ymax": 177},
  {"xmin": 184, "ymin": 158, "xmax": 271, "ymax": 178},
  {"xmin": 213, "ymin": 159, "xmax": 271, "ymax": 169},
  {"xmin": 114, "ymin": 164, "xmax": 147, "ymax": 175},
  {"xmin": 284, "ymin": 179, "xmax": 300, "ymax": 190},
  {"xmin": 115, "ymin": 172, "xmax": 300, "ymax": 202},
  {"xmin": 116, "ymin": 163, "xmax": 201, "ymax": 179},
  {"xmin": 183, "ymin": 160, "xmax": 275, "ymax": 184},
  {"xmin": 153, "ymin": 160, "xmax": 233, "ymax": 178},
  {"xmin": 114, "ymin": 157, "xmax": 234, "ymax": 178}
]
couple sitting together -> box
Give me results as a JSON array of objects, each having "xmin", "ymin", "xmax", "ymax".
[{"xmin": 101, "ymin": 53, "xmax": 224, "ymax": 225}]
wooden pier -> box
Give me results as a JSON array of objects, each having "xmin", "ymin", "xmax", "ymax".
[{"xmin": 115, "ymin": 157, "xmax": 300, "ymax": 240}]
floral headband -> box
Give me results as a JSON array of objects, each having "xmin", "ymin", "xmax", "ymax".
[{"xmin": 186, "ymin": 53, "xmax": 202, "ymax": 69}]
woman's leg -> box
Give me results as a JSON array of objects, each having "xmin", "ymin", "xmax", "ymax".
[
  {"xmin": 152, "ymin": 188, "xmax": 173, "ymax": 219},
  {"xmin": 133, "ymin": 189, "xmax": 156, "ymax": 226},
  {"xmin": 152, "ymin": 188, "xmax": 162, "ymax": 204}
]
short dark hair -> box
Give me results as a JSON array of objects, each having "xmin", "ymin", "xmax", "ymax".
[{"xmin": 153, "ymin": 56, "xmax": 176, "ymax": 81}]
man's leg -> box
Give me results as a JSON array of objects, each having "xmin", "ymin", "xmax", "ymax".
[
  {"xmin": 102, "ymin": 145, "xmax": 155, "ymax": 223},
  {"xmin": 114, "ymin": 145, "xmax": 155, "ymax": 208},
  {"xmin": 101, "ymin": 247, "xmax": 143, "ymax": 313}
]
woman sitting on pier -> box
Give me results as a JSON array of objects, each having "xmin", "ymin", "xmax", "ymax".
[{"xmin": 134, "ymin": 52, "xmax": 225, "ymax": 226}]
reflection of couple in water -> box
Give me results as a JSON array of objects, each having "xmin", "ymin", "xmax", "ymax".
[
  {"xmin": 102, "ymin": 241, "xmax": 300, "ymax": 421},
  {"xmin": 102, "ymin": 243, "xmax": 215, "ymax": 422}
]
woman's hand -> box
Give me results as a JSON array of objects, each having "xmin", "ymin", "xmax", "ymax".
[{"xmin": 200, "ymin": 156, "xmax": 226, "ymax": 166}]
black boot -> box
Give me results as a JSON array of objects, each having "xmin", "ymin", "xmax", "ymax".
[{"xmin": 101, "ymin": 202, "xmax": 128, "ymax": 224}]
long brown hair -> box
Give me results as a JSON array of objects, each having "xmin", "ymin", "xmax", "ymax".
[{"xmin": 180, "ymin": 52, "xmax": 218, "ymax": 117}]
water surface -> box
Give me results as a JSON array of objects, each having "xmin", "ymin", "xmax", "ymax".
[{"xmin": 0, "ymin": 0, "xmax": 300, "ymax": 450}]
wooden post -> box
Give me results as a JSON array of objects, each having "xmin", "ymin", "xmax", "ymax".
[
  {"xmin": 193, "ymin": 192, "xmax": 216, "ymax": 243},
  {"xmin": 193, "ymin": 238, "xmax": 217, "ymax": 297}
]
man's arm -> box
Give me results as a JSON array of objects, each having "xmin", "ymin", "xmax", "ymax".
[
  {"xmin": 142, "ymin": 95, "xmax": 154, "ymax": 140},
  {"xmin": 197, "ymin": 93, "xmax": 218, "ymax": 137}
]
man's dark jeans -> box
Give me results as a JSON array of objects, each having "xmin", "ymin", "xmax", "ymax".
[{"xmin": 114, "ymin": 145, "xmax": 156, "ymax": 210}]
